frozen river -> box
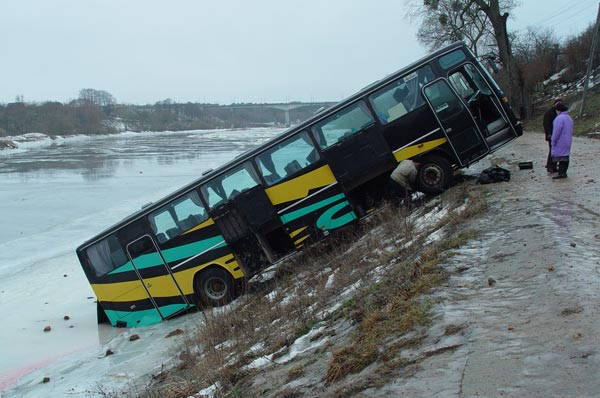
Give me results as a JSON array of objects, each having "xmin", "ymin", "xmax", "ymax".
[{"xmin": 0, "ymin": 128, "xmax": 282, "ymax": 391}]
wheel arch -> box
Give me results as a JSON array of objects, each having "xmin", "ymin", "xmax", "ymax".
[{"xmin": 413, "ymin": 147, "xmax": 456, "ymax": 169}]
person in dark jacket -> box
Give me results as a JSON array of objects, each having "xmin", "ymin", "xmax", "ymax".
[
  {"xmin": 543, "ymin": 98, "xmax": 561, "ymax": 172},
  {"xmin": 551, "ymin": 103, "xmax": 574, "ymax": 179}
]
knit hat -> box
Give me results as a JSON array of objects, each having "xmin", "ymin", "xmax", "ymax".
[{"xmin": 554, "ymin": 98, "xmax": 562, "ymax": 105}]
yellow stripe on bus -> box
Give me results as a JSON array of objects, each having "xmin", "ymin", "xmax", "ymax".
[
  {"xmin": 182, "ymin": 218, "xmax": 215, "ymax": 235},
  {"xmin": 294, "ymin": 235, "xmax": 310, "ymax": 246},
  {"xmin": 289, "ymin": 226, "xmax": 308, "ymax": 238},
  {"xmin": 92, "ymin": 254, "xmax": 243, "ymax": 302},
  {"xmin": 265, "ymin": 165, "xmax": 336, "ymax": 205},
  {"xmin": 393, "ymin": 138, "xmax": 447, "ymax": 162}
]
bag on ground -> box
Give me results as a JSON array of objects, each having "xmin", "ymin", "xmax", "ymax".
[{"xmin": 478, "ymin": 166, "xmax": 511, "ymax": 184}]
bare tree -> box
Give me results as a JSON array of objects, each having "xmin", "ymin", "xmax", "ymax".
[
  {"xmin": 412, "ymin": 0, "xmax": 496, "ymax": 57},
  {"xmin": 409, "ymin": 0, "xmax": 531, "ymax": 116},
  {"xmin": 78, "ymin": 88, "xmax": 116, "ymax": 107},
  {"xmin": 513, "ymin": 27, "xmax": 560, "ymax": 81}
]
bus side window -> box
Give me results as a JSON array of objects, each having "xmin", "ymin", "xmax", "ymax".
[
  {"xmin": 86, "ymin": 234, "xmax": 128, "ymax": 277},
  {"xmin": 200, "ymin": 162, "xmax": 260, "ymax": 209},
  {"xmin": 438, "ymin": 49, "xmax": 467, "ymax": 70},
  {"xmin": 149, "ymin": 191, "xmax": 208, "ymax": 243},
  {"xmin": 310, "ymin": 102, "xmax": 375, "ymax": 150},
  {"xmin": 448, "ymin": 71, "xmax": 475, "ymax": 100},
  {"xmin": 173, "ymin": 191, "xmax": 208, "ymax": 231},
  {"xmin": 151, "ymin": 209, "xmax": 179, "ymax": 243},
  {"xmin": 255, "ymin": 130, "xmax": 319, "ymax": 186},
  {"xmin": 423, "ymin": 81, "xmax": 463, "ymax": 120},
  {"xmin": 369, "ymin": 65, "xmax": 434, "ymax": 125},
  {"xmin": 463, "ymin": 64, "xmax": 492, "ymax": 95}
]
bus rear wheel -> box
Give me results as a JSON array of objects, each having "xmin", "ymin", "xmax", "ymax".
[
  {"xmin": 194, "ymin": 267, "xmax": 236, "ymax": 309},
  {"xmin": 416, "ymin": 155, "xmax": 453, "ymax": 195}
]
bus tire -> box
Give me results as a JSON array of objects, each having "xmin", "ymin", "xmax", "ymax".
[
  {"xmin": 416, "ymin": 155, "xmax": 453, "ymax": 195},
  {"xmin": 194, "ymin": 267, "xmax": 236, "ymax": 309}
]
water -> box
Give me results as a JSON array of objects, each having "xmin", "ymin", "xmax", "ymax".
[{"xmin": 0, "ymin": 128, "xmax": 282, "ymax": 389}]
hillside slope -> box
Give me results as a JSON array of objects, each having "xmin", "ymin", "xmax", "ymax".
[{"xmin": 118, "ymin": 130, "xmax": 598, "ymax": 397}]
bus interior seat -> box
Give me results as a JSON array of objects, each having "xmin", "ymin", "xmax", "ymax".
[
  {"xmin": 486, "ymin": 118, "xmax": 507, "ymax": 136},
  {"xmin": 156, "ymin": 232, "xmax": 167, "ymax": 243},
  {"xmin": 387, "ymin": 103, "xmax": 407, "ymax": 122},
  {"xmin": 284, "ymin": 160, "xmax": 302, "ymax": 176},
  {"xmin": 166, "ymin": 227, "xmax": 180, "ymax": 239},
  {"xmin": 180, "ymin": 215, "xmax": 198, "ymax": 231},
  {"xmin": 377, "ymin": 112, "xmax": 389, "ymax": 123},
  {"xmin": 314, "ymin": 129, "xmax": 327, "ymax": 148},
  {"xmin": 111, "ymin": 249, "xmax": 128, "ymax": 267},
  {"xmin": 229, "ymin": 189, "xmax": 241, "ymax": 199},
  {"xmin": 306, "ymin": 148, "xmax": 319, "ymax": 164},
  {"xmin": 393, "ymin": 86, "xmax": 409, "ymax": 103},
  {"xmin": 263, "ymin": 173, "xmax": 281, "ymax": 185}
]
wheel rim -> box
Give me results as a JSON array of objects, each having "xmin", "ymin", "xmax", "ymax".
[
  {"xmin": 422, "ymin": 164, "xmax": 444, "ymax": 187},
  {"xmin": 204, "ymin": 277, "xmax": 227, "ymax": 300}
]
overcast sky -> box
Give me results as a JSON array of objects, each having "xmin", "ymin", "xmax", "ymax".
[{"xmin": 0, "ymin": 0, "xmax": 597, "ymax": 105}]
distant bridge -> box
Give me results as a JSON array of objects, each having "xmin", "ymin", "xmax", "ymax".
[{"xmin": 202, "ymin": 102, "xmax": 337, "ymax": 127}]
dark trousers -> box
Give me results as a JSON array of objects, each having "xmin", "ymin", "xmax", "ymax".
[
  {"xmin": 546, "ymin": 141, "xmax": 557, "ymax": 171},
  {"xmin": 388, "ymin": 179, "xmax": 410, "ymax": 206},
  {"xmin": 552, "ymin": 155, "xmax": 569, "ymax": 176},
  {"xmin": 555, "ymin": 157, "xmax": 569, "ymax": 176}
]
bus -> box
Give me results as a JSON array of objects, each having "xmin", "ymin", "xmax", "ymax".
[{"xmin": 76, "ymin": 42, "xmax": 522, "ymax": 328}]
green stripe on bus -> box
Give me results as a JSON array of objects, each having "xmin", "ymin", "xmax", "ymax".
[
  {"xmin": 316, "ymin": 202, "xmax": 357, "ymax": 230},
  {"xmin": 105, "ymin": 304, "xmax": 189, "ymax": 327},
  {"xmin": 280, "ymin": 193, "xmax": 344, "ymax": 224},
  {"xmin": 109, "ymin": 236, "xmax": 227, "ymax": 275}
]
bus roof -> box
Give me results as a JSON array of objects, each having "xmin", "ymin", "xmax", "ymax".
[{"xmin": 77, "ymin": 41, "xmax": 466, "ymax": 251}]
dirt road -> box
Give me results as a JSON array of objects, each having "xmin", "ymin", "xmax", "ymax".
[{"xmin": 381, "ymin": 131, "xmax": 600, "ymax": 397}]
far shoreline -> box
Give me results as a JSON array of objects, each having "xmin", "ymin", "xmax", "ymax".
[{"xmin": 0, "ymin": 126, "xmax": 286, "ymax": 152}]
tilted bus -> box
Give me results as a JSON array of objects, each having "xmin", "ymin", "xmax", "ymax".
[{"xmin": 76, "ymin": 42, "xmax": 522, "ymax": 327}]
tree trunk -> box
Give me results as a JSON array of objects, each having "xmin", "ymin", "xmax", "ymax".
[{"xmin": 472, "ymin": 0, "xmax": 527, "ymax": 117}]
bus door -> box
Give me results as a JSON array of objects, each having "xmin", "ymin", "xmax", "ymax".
[
  {"xmin": 312, "ymin": 100, "xmax": 396, "ymax": 192},
  {"xmin": 202, "ymin": 163, "xmax": 293, "ymax": 273},
  {"xmin": 422, "ymin": 78, "xmax": 489, "ymax": 166},
  {"xmin": 211, "ymin": 186, "xmax": 289, "ymax": 267},
  {"xmin": 125, "ymin": 235, "xmax": 190, "ymax": 320},
  {"xmin": 446, "ymin": 62, "xmax": 520, "ymax": 150}
]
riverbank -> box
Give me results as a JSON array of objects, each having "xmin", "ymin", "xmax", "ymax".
[
  {"xmin": 142, "ymin": 130, "xmax": 600, "ymax": 397},
  {"xmin": 3, "ymin": 130, "xmax": 599, "ymax": 398}
]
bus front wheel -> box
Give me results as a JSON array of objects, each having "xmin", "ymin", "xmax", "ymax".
[
  {"xmin": 194, "ymin": 267, "xmax": 236, "ymax": 309},
  {"xmin": 416, "ymin": 155, "xmax": 453, "ymax": 195}
]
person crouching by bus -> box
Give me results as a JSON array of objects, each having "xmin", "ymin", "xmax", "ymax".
[
  {"xmin": 551, "ymin": 103, "xmax": 573, "ymax": 179},
  {"xmin": 389, "ymin": 159, "xmax": 420, "ymax": 205}
]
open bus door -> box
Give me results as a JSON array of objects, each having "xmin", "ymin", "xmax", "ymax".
[
  {"xmin": 210, "ymin": 186, "xmax": 294, "ymax": 272},
  {"xmin": 125, "ymin": 235, "xmax": 190, "ymax": 321},
  {"xmin": 445, "ymin": 62, "xmax": 520, "ymax": 151},
  {"xmin": 422, "ymin": 78, "xmax": 489, "ymax": 166}
]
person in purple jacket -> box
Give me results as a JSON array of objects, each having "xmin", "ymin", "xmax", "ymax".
[{"xmin": 551, "ymin": 103, "xmax": 574, "ymax": 179}]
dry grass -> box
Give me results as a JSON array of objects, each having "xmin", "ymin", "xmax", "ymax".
[{"xmin": 122, "ymin": 181, "xmax": 487, "ymax": 398}]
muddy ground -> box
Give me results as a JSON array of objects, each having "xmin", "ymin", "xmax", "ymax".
[
  {"xmin": 374, "ymin": 130, "xmax": 600, "ymax": 397},
  {"xmin": 195, "ymin": 130, "xmax": 600, "ymax": 398}
]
